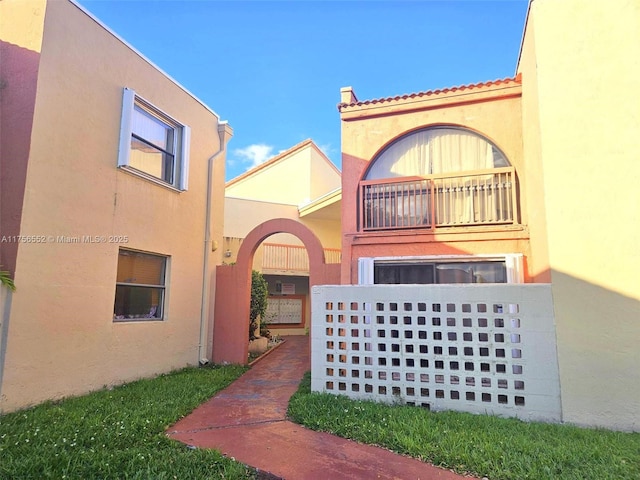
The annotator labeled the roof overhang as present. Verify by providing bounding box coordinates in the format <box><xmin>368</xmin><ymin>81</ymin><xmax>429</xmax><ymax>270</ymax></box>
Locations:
<box><xmin>298</xmin><ymin>188</ymin><xmax>342</xmax><ymax>221</ymax></box>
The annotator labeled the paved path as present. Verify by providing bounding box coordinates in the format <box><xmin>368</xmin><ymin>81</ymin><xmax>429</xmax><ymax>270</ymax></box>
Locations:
<box><xmin>167</xmin><ymin>336</ymin><xmax>471</xmax><ymax>480</ymax></box>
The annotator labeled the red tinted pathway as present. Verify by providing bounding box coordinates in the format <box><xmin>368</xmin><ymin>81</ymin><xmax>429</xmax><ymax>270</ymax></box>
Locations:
<box><xmin>167</xmin><ymin>336</ymin><xmax>472</xmax><ymax>479</ymax></box>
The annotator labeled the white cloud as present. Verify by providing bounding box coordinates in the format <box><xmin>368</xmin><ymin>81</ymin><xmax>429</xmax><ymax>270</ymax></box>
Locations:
<box><xmin>233</xmin><ymin>144</ymin><xmax>275</xmax><ymax>169</ymax></box>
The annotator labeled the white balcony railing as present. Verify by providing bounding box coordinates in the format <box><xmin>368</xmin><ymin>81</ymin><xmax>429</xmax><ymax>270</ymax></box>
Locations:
<box><xmin>262</xmin><ymin>243</ymin><xmax>341</xmax><ymax>272</ymax></box>
<box><xmin>360</xmin><ymin>167</ymin><xmax>517</xmax><ymax>231</ymax></box>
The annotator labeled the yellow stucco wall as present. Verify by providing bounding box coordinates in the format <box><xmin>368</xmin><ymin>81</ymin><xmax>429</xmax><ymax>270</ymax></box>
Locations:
<box><xmin>519</xmin><ymin>0</ymin><xmax>640</xmax><ymax>430</ymax></box>
<box><xmin>0</xmin><ymin>0</ymin><xmax>46</xmax><ymax>51</ymax></box>
<box><xmin>226</xmin><ymin>142</ymin><xmax>340</xmax><ymax>205</ymax></box>
<box><xmin>224</xmin><ymin>197</ymin><xmax>341</xmax><ymax>250</ymax></box>
<box><xmin>226</xmin><ymin>149</ymin><xmax>312</xmax><ymax>204</ymax></box>
<box><xmin>340</xmin><ymin>88</ymin><xmax>524</xmax><ymax>175</ymax></box>
<box><xmin>516</xmin><ymin>11</ymin><xmax>550</xmax><ymax>284</ymax></box>
<box><xmin>309</xmin><ymin>146</ymin><xmax>341</xmax><ymax>200</ymax></box>
<box><xmin>0</xmin><ymin>0</ymin><xmax>228</xmax><ymax>412</ymax></box>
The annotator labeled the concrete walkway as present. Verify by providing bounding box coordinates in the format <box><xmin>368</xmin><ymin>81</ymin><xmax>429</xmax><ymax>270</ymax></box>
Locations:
<box><xmin>167</xmin><ymin>336</ymin><xmax>471</xmax><ymax>480</ymax></box>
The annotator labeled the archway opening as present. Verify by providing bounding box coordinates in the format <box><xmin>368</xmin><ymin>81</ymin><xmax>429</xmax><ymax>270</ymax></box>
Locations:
<box><xmin>212</xmin><ymin>218</ymin><xmax>340</xmax><ymax>364</ymax></box>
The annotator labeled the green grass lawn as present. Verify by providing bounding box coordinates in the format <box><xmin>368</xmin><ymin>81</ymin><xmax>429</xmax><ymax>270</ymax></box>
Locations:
<box><xmin>287</xmin><ymin>372</ymin><xmax>640</xmax><ymax>480</ymax></box>
<box><xmin>0</xmin><ymin>365</ymin><xmax>254</xmax><ymax>480</ymax></box>
<box><xmin>4</xmin><ymin>365</ymin><xmax>638</xmax><ymax>480</ymax></box>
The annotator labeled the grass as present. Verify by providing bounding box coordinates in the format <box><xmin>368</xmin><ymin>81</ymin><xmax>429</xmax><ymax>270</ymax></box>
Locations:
<box><xmin>0</xmin><ymin>365</ymin><xmax>255</xmax><ymax>479</ymax></box>
<box><xmin>4</xmin><ymin>364</ymin><xmax>638</xmax><ymax>480</ymax></box>
<box><xmin>287</xmin><ymin>372</ymin><xmax>640</xmax><ymax>480</ymax></box>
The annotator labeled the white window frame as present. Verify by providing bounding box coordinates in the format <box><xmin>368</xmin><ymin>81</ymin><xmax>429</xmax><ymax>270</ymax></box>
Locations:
<box><xmin>358</xmin><ymin>254</ymin><xmax>524</xmax><ymax>285</ymax></box>
<box><xmin>118</xmin><ymin>88</ymin><xmax>190</xmax><ymax>190</ymax></box>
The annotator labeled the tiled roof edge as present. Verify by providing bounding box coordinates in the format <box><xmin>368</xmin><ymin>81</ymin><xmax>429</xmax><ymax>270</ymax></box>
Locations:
<box><xmin>337</xmin><ymin>74</ymin><xmax>522</xmax><ymax>112</ymax></box>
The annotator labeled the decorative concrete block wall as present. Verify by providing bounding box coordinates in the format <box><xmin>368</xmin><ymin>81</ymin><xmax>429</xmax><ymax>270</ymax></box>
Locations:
<box><xmin>311</xmin><ymin>284</ymin><xmax>561</xmax><ymax>423</ymax></box>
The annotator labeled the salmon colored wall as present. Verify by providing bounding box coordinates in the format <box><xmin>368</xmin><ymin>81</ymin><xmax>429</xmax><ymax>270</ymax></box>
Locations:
<box><xmin>518</xmin><ymin>0</ymin><xmax>640</xmax><ymax>431</ymax></box>
<box><xmin>0</xmin><ymin>0</ymin><xmax>46</xmax><ymax>276</ymax></box>
<box><xmin>0</xmin><ymin>0</ymin><xmax>228</xmax><ymax>412</ymax></box>
<box><xmin>213</xmin><ymin>219</ymin><xmax>340</xmax><ymax>364</ymax></box>
<box><xmin>339</xmin><ymin>84</ymin><xmax>529</xmax><ymax>284</ymax></box>
<box><xmin>345</xmin><ymin>232</ymin><xmax>531</xmax><ymax>284</ymax></box>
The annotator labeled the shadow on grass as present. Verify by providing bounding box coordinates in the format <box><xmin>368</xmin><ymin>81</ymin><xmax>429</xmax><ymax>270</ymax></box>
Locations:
<box><xmin>287</xmin><ymin>371</ymin><xmax>640</xmax><ymax>480</ymax></box>
<box><xmin>0</xmin><ymin>365</ymin><xmax>256</xmax><ymax>479</ymax></box>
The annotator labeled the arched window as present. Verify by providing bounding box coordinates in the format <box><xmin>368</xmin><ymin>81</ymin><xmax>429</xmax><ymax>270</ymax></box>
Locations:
<box><xmin>365</xmin><ymin>127</ymin><xmax>509</xmax><ymax>179</ymax></box>
<box><xmin>360</xmin><ymin>127</ymin><xmax>516</xmax><ymax>230</ymax></box>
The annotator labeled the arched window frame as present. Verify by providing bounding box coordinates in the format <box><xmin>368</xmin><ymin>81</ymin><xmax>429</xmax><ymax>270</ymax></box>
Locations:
<box><xmin>359</xmin><ymin>126</ymin><xmax>518</xmax><ymax>231</ymax></box>
<box><xmin>363</xmin><ymin>126</ymin><xmax>510</xmax><ymax>180</ymax></box>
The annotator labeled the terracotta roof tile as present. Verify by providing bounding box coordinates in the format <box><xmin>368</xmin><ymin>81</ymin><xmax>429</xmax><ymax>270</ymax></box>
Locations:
<box><xmin>338</xmin><ymin>74</ymin><xmax>522</xmax><ymax>111</ymax></box>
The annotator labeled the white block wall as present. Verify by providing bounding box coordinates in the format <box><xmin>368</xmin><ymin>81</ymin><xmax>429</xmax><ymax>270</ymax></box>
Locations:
<box><xmin>311</xmin><ymin>284</ymin><xmax>562</xmax><ymax>423</ymax></box>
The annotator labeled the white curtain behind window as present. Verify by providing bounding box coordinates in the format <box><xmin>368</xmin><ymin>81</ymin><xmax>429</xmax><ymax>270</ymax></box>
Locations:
<box><xmin>429</xmin><ymin>129</ymin><xmax>493</xmax><ymax>174</ymax></box>
<box><xmin>365</xmin><ymin>128</ymin><xmax>497</xmax><ymax>179</ymax></box>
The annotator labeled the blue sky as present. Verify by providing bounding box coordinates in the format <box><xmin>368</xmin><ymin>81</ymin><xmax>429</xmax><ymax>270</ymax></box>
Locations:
<box><xmin>78</xmin><ymin>0</ymin><xmax>529</xmax><ymax>181</ymax></box>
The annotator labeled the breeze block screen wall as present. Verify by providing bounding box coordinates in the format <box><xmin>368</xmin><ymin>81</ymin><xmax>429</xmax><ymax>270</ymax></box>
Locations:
<box><xmin>311</xmin><ymin>284</ymin><xmax>561</xmax><ymax>423</ymax></box>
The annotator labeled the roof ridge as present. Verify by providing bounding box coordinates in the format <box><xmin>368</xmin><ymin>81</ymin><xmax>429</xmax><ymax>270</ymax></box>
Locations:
<box><xmin>338</xmin><ymin>74</ymin><xmax>522</xmax><ymax>111</ymax></box>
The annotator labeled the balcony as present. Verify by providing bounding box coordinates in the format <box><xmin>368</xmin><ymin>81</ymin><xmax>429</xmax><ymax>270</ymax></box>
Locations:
<box><xmin>261</xmin><ymin>243</ymin><xmax>341</xmax><ymax>273</ymax></box>
<box><xmin>360</xmin><ymin>167</ymin><xmax>517</xmax><ymax>231</ymax></box>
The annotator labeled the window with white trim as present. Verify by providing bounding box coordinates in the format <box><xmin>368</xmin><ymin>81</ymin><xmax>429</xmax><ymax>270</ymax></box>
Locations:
<box><xmin>358</xmin><ymin>254</ymin><xmax>524</xmax><ymax>285</ymax></box>
<box><xmin>118</xmin><ymin>88</ymin><xmax>190</xmax><ymax>190</ymax></box>
<box><xmin>114</xmin><ymin>249</ymin><xmax>167</xmax><ymax>321</ymax></box>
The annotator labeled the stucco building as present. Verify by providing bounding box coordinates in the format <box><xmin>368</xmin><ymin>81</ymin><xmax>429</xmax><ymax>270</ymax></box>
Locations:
<box><xmin>516</xmin><ymin>0</ymin><xmax>639</xmax><ymax>431</ymax></box>
<box><xmin>0</xmin><ymin>0</ymin><xmax>232</xmax><ymax>412</ymax></box>
<box><xmin>224</xmin><ymin>139</ymin><xmax>341</xmax><ymax>336</ymax></box>
<box><xmin>2</xmin><ymin>0</ymin><xmax>638</xmax><ymax>433</ymax></box>
<box><xmin>339</xmin><ymin>77</ymin><xmax>527</xmax><ymax>286</ymax></box>
<box><xmin>332</xmin><ymin>0</ymin><xmax>639</xmax><ymax>431</ymax></box>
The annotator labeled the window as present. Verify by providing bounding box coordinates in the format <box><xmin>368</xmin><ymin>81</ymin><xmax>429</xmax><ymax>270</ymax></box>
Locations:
<box><xmin>118</xmin><ymin>88</ymin><xmax>190</xmax><ymax>190</ymax></box>
<box><xmin>114</xmin><ymin>249</ymin><xmax>167</xmax><ymax>321</ymax></box>
<box><xmin>360</xmin><ymin>127</ymin><xmax>516</xmax><ymax>230</ymax></box>
<box><xmin>374</xmin><ymin>261</ymin><xmax>506</xmax><ymax>284</ymax></box>
<box><xmin>358</xmin><ymin>255</ymin><xmax>523</xmax><ymax>285</ymax></box>
<box><xmin>365</xmin><ymin>127</ymin><xmax>509</xmax><ymax>180</ymax></box>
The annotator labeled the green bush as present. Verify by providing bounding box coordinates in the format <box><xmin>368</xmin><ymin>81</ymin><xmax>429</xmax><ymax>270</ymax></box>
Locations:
<box><xmin>249</xmin><ymin>270</ymin><xmax>268</xmax><ymax>341</ymax></box>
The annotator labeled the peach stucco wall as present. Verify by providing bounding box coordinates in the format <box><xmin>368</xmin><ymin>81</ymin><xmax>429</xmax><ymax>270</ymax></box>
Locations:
<box><xmin>339</xmin><ymin>83</ymin><xmax>529</xmax><ymax>284</ymax></box>
<box><xmin>0</xmin><ymin>0</ymin><xmax>228</xmax><ymax>412</ymax></box>
<box><xmin>518</xmin><ymin>0</ymin><xmax>640</xmax><ymax>431</ymax></box>
<box><xmin>516</xmin><ymin>8</ymin><xmax>551</xmax><ymax>284</ymax></box>
<box><xmin>225</xmin><ymin>197</ymin><xmax>341</xmax><ymax>251</ymax></box>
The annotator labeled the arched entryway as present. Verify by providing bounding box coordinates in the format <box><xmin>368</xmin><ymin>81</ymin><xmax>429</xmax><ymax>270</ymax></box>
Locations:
<box><xmin>212</xmin><ymin>218</ymin><xmax>340</xmax><ymax>364</ymax></box>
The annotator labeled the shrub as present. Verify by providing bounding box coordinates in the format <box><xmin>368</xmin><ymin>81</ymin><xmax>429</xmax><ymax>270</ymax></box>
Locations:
<box><xmin>249</xmin><ymin>270</ymin><xmax>268</xmax><ymax>341</ymax></box>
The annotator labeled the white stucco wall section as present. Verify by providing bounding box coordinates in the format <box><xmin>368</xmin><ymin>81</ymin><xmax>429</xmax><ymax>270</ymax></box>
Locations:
<box><xmin>311</xmin><ymin>284</ymin><xmax>562</xmax><ymax>424</ymax></box>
